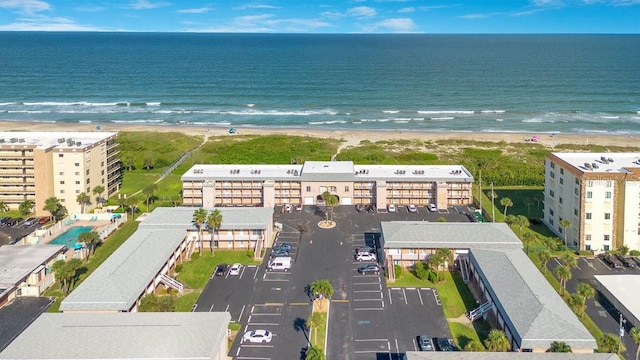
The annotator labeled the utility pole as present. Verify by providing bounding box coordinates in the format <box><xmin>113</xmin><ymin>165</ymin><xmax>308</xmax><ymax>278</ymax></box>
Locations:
<box><xmin>478</xmin><ymin>170</ymin><xmax>482</xmax><ymax>212</ymax></box>
<box><xmin>491</xmin><ymin>182</ymin><xmax>495</xmax><ymax>222</ymax></box>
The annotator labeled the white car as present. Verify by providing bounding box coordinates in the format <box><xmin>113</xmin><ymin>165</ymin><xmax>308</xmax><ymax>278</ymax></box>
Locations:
<box><xmin>355</xmin><ymin>253</ymin><xmax>377</xmax><ymax>262</ymax></box>
<box><xmin>229</xmin><ymin>263</ymin><xmax>242</xmax><ymax>276</ymax></box>
<box><xmin>242</xmin><ymin>329</ymin><xmax>272</xmax><ymax>343</ymax></box>
<box><xmin>407</xmin><ymin>204</ymin><xmax>417</xmax><ymax>213</ymax></box>
<box><xmin>428</xmin><ymin>203</ymin><xmax>437</xmax><ymax>212</ymax></box>
<box><xmin>388</xmin><ymin>204</ymin><xmax>396</xmax><ymax>213</ymax></box>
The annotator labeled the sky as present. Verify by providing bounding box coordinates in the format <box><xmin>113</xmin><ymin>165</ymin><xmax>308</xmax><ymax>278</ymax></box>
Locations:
<box><xmin>0</xmin><ymin>0</ymin><xmax>638</xmax><ymax>33</ymax></box>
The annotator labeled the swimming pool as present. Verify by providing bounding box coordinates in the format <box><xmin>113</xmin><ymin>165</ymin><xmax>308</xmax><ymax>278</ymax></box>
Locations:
<box><xmin>50</xmin><ymin>226</ymin><xmax>93</xmax><ymax>248</ymax></box>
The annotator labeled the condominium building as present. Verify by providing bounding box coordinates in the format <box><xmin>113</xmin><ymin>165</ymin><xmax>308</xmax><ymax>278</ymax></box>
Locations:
<box><xmin>543</xmin><ymin>152</ymin><xmax>640</xmax><ymax>252</ymax></box>
<box><xmin>182</xmin><ymin>161</ymin><xmax>473</xmax><ymax>210</ymax></box>
<box><xmin>0</xmin><ymin>132</ymin><xmax>120</xmax><ymax>216</ymax></box>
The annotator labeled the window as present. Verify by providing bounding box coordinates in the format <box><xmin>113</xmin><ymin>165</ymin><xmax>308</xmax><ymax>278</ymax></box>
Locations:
<box><xmin>549</xmin><ymin>209</ymin><xmax>554</xmax><ymax>216</ymax></box>
<box><xmin>306</xmin><ymin>186</ymin><xmax>311</xmax><ymax>192</ymax></box>
<box><xmin>587</xmin><ymin>180</ymin><xmax>594</xmax><ymax>187</ymax></box>
<box><xmin>558</xmin><ymin>226</ymin><xmax>563</xmax><ymax>233</ymax></box>
<box><xmin>586</xmin><ymin>234</ymin><xmax>591</xmax><ymax>241</ymax></box>
<box><xmin>345</xmin><ymin>186</ymin><xmax>349</xmax><ymax>192</ymax></box>
<box><xmin>550</xmin><ymin>162</ymin><xmax>556</xmax><ymax>169</ymax></box>
<box><xmin>550</xmin><ymin>190</ymin><xmax>555</xmax><ymax>197</ymax></box>
<box><xmin>574</xmin><ymin>188</ymin><xmax>579</xmax><ymax>195</ymax></box>
<box><xmin>559</xmin><ymin>178</ymin><xmax>564</xmax><ymax>185</ymax></box>
<box><xmin>60</xmin><ymin>199</ymin><xmax>65</xmax><ymax>202</ymax></box>
<box><xmin>59</xmin><ymin>172</ymin><xmax>64</xmax><ymax>175</ymax></box>
<box><xmin>60</xmin><ymin>190</ymin><xmax>65</xmax><ymax>194</ymax></box>
<box><xmin>87</xmin><ymin>187</ymin><xmax>90</xmax><ymax>193</ymax></box>
<box><xmin>74</xmin><ymin>162</ymin><xmax>80</xmax><ymax>167</ymax></box>
<box><xmin>550</xmin><ymin>171</ymin><xmax>555</xmax><ymax>179</ymax></box>
<box><xmin>75</xmin><ymin>181</ymin><xmax>80</xmax><ymax>185</ymax></box>
<box><xmin>604</xmin><ymin>235</ymin><xmax>610</xmax><ymax>241</ymax></box>
<box><xmin>329</xmin><ymin>186</ymin><xmax>337</xmax><ymax>192</ymax></box>
<box><xmin>86</xmin><ymin>179</ymin><xmax>90</xmax><ymax>184</ymax></box>
<box><xmin>604</xmin><ymin>213</ymin><xmax>611</xmax><ymax>220</ymax></box>
<box><xmin>575</xmin><ymin>178</ymin><xmax>579</xmax><ymax>185</ymax></box>
<box><xmin>75</xmin><ymin>190</ymin><xmax>80</xmax><ymax>194</ymax></box>
<box><xmin>606</xmin><ymin>180</ymin><xmax>612</xmax><ymax>187</ymax></box>
<box><xmin>559</xmin><ymin>197</ymin><xmax>563</xmax><ymax>204</ymax></box>
<box><xmin>604</xmin><ymin>245</ymin><xmax>610</xmax><ymax>251</ymax></box>
<box><xmin>58</xmin><ymin>154</ymin><xmax>63</xmax><ymax>158</ymax></box>
<box><xmin>75</xmin><ymin>172</ymin><xmax>80</xmax><ymax>176</ymax></box>
<box><xmin>86</xmin><ymin>170</ymin><xmax>90</xmax><ymax>175</ymax></box>
<box><xmin>560</xmin><ymin>168</ymin><xmax>564</xmax><ymax>175</ymax></box>
<box><xmin>605</xmin><ymin>191</ymin><xmax>612</xmax><ymax>199</ymax></box>
<box><xmin>59</xmin><ymin>181</ymin><xmax>65</xmax><ymax>185</ymax></box>
<box><xmin>586</xmin><ymin>213</ymin><xmax>592</xmax><ymax>220</ymax></box>
<box><xmin>574</xmin><ymin>209</ymin><xmax>578</xmax><ymax>216</ymax></box>
<box><xmin>586</xmin><ymin>191</ymin><xmax>592</xmax><ymax>199</ymax></box>
<box><xmin>549</xmin><ymin>219</ymin><xmax>554</xmax><ymax>225</ymax></box>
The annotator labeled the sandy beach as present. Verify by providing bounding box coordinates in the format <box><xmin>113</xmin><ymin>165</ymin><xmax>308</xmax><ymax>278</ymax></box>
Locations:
<box><xmin>0</xmin><ymin>121</ymin><xmax>637</xmax><ymax>149</ymax></box>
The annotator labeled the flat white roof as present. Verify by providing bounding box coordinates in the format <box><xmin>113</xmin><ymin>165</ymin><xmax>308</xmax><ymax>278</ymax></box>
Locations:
<box><xmin>0</xmin><ymin>312</ymin><xmax>231</xmax><ymax>359</ymax></box>
<box><xmin>182</xmin><ymin>161</ymin><xmax>473</xmax><ymax>183</ymax></box>
<box><xmin>0</xmin><ymin>245</ymin><xmax>65</xmax><ymax>287</ymax></box>
<box><xmin>594</xmin><ymin>274</ymin><xmax>640</xmax><ymax>324</ymax></box>
<box><xmin>551</xmin><ymin>152</ymin><xmax>640</xmax><ymax>173</ymax></box>
<box><xmin>0</xmin><ymin>131</ymin><xmax>116</xmax><ymax>149</ymax></box>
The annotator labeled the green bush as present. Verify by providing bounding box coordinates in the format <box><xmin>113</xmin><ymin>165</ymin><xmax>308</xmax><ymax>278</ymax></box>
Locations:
<box><xmin>630</xmin><ymin>250</ymin><xmax>640</xmax><ymax>256</ymax></box>
<box><xmin>414</xmin><ymin>261</ymin><xmax>429</xmax><ymax>280</ymax></box>
<box><xmin>174</xmin><ymin>264</ymin><xmax>183</xmax><ymax>273</ymax></box>
<box><xmin>428</xmin><ymin>271</ymin><xmax>438</xmax><ymax>283</ymax></box>
<box><xmin>394</xmin><ymin>264</ymin><xmax>403</xmax><ymax>277</ymax></box>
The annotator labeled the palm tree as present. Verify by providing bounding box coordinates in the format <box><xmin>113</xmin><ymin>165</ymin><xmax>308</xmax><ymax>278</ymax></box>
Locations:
<box><xmin>307</xmin><ymin>312</ymin><xmax>324</xmax><ymax>345</ymax></box>
<box><xmin>484</xmin><ymin>329</ymin><xmax>510</xmax><ymax>352</ymax></box>
<box><xmin>538</xmin><ymin>249</ymin><xmax>552</xmax><ymax>274</ymax></box>
<box><xmin>18</xmin><ymin>199</ymin><xmax>35</xmax><ymax>216</ymax></box>
<box><xmin>630</xmin><ymin>327</ymin><xmax>640</xmax><ymax>360</ymax></box>
<box><xmin>92</xmin><ymin>185</ymin><xmax>105</xmax><ymax>209</ymax></box>
<box><xmin>321</xmin><ymin>191</ymin><xmax>337</xmax><ymax>223</ymax></box>
<box><xmin>559</xmin><ymin>219</ymin><xmax>572</xmax><ymax>248</ymax></box>
<box><xmin>142</xmin><ymin>183</ymin><xmax>158</xmax><ymax>211</ymax></box>
<box><xmin>577</xmin><ymin>282</ymin><xmax>595</xmax><ymax>301</ymax></box>
<box><xmin>522</xmin><ymin>232</ymin><xmax>536</xmax><ymax>255</ymax></box>
<box><xmin>310</xmin><ymin>279</ymin><xmax>334</xmax><ymax>300</ymax></box>
<box><xmin>513</xmin><ymin>215</ymin><xmax>529</xmax><ymax>237</ymax></box>
<box><xmin>77</xmin><ymin>231</ymin><xmax>101</xmax><ymax>259</ymax></box>
<box><xmin>548</xmin><ymin>341</ymin><xmax>572</xmax><ymax>353</ymax></box>
<box><xmin>305</xmin><ymin>345</ymin><xmax>326</xmax><ymax>360</ymax></box>
<box><xmin>122</xmin><ymin>154</ymin><xmax>135</xmax><ymax>171</ymax></box>
<box><xmin>76</xmin><ymin>192</ymin><xmax>90</xmax><ymax>213</ymax></box>
<box><xmin>124</xmin><ymin>196</ymin><xmax>138</xmax><ymax>217</ymax></box>
<box><xmin>523</xmin><ymin>197</ymin><xmax>534</xmax><ymax>217</ymax></box>
<box><xmin>500</xmin><ymin>197</ymin><xmax>513</xmax><ymax>218</ymax></box>
<box><xmin>561</xmin><ymin>251</ymin><xmax>577</xmax><ymax>269</ymax></box>
<box><xmin>567</xmin><ymin>293</ymin><xmax>586</xmax><ymax>318</ymax></box>
<box><xmin>325</xmin><ymin>194</ymin><xmax>338</xmax><ymax>222</ymax></box>
<box><xmin>555</xmin><ymin>265</ymin><xmax>572</xmax><ymax>296</ymax></box>
<box><xmin>489</xmin><ymin>190</ymin><xmax>498</xmax><ymax>222</ymax></box>
<box><xmin>192</xmin><ymin>208</ymin><xmax>208</xmax><ymax>255</ymax></box>
<box><xmin>0</xmin><ymin>201</ymin><xmax>8</xmax><ymax>213</ymax></box>
<box><xmin>43</xmin><ymin>197</ymin><xmax>66</xmax><ymax>221</ymax></box>
<box><xmin>206</xmin><ymin>209</ymin><xmax>222</xmax><ymax>254</ymax></box>
<box><xmin>52</xmin><ymin>260</ymin><xmax>72</xmax><ymax>294</ymax></box>
<box><xmin>599</xmin><ymin>333</ymin><xmax>625</xmax><ymax>354</ymax></box>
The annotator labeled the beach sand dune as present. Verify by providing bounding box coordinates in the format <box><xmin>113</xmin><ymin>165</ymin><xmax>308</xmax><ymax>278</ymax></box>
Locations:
<box><xmin>0</xmin><ymin>121</ymin><xmax>637</xmax><ymax>148</ymax></box>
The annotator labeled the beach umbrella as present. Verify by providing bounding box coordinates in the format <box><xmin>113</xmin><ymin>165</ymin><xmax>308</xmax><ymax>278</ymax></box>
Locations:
<box><xmin>228</xmin><ymin>128</ymin><xmax>236</xmax><ymax>134</ymax></box>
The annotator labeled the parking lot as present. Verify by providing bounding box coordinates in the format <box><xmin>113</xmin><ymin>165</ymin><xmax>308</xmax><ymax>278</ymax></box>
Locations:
<box><xmin>548</xmin><ymin>255</ymin><xmax>640</xmax><ymax>359</ymax></box>
<box><xmin>193</xmin><ymin>204</ymin><xmax>468</xmax><ymax>359</ymax></box>
<box><xmin>0</xmin><ymin>217</ymin><xmax>48</xmax><ymax>246</ymax></box>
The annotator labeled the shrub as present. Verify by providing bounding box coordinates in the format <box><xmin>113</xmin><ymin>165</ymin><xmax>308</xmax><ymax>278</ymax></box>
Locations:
<box><xmin>174</xmin><ymin>264</ymin><xmax>183</xmax><ymax>273</ymax></box>
<box><xmin>630</xmin><ymin>250</ymin><xmax>640</xmax><ymax>256</ymax></box>
<box><xmin>414</xmin><ymin>261</ymin><xmax>429</xmax><ymax>280</ymax></box>
<box><xmin>247</xmin><ymin>249</ymin><xmax>255</xmax><ymax>259</ymax></box>
<box><xmin>428</xmin><ymin>271</ymin><xmax>438</xmax><ymax>283</ymax></box>
<box><xmin>394</xmin><ymin>264</ymin><xmax>403</xmax><ymax>277</ymax></box>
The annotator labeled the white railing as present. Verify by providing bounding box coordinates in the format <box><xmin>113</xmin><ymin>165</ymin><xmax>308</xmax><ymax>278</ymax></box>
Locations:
<box><xmin>467</xmin><ymin>300</ymin><xmax>492</xmax><ymax>322</ymax></box>
<box><xmin>160</xmin><ymin>274</ymin><xmax>184</xmax><ymax>292</ymax></box>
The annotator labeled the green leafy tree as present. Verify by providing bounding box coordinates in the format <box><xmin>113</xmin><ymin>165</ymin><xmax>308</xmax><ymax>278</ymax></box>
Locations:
<box><xmin>0</xmin><ymin>201</ymin><xmax>8</xmax><ymax>212</ymax></box>
<box><xmin>513</xmin><ymin>215</ymin><xmax>529</xmax><ymax>237</ymax></box>
<box><xmin>310</xmin><ymin>279</ymin><xmax>334</xmax><ymax>300</ymax></box>
<box><xmin>414</xmin><ymin>261</ymin><xmax>429</xmax><ymax>280</ymax></box>
<box><xmin>52</xmin><ymin>260</ymin><xmax>73</xmax><ymax>294</ymax></box>
<box><xmin>567</xmin><ymin>293</ymin><xmax>586</xmax><ymax>318</ymax></box>
<box><xmin>92</xmin><ymin>185</ymin><xmax>105</xmax><ymax>208</ymax></box>
<box><xmin>76</xmin><ymin>192</ymin><xmax>90</xmax><ymax>214</ymax></box>
<box><xmin>522</xmin><ymin>232</ymin><xmax>536</xmax><ymax>255</ymax></box>
<box><xmin>206</xmin><ymin>209</ymin><xmax>222</xmax><ymax>255</ymax></box>
<box><xmin>307</xmin><ymin>312</ymin><xmax>324</xmax><ymax>345</ymax></box>
<box><xmin>192</xmin><ymin>208</ymin><xmax>208</xmax><ymax>255</ymax></box>
<box><xmin>43</xmin><ymin>197</ymin><xmax>67</xmax><ymax>221</ymax></box>
<box><xmin>78</xmin><ymin>231</ymin><xmax>101</xmax><ymax>259</ymax></box>
<box><xmin>548</xmin><ymin>341</ymin><xmax>572</xmax><ymax>353</ymax></box>
<box><xmin>484</xmin><ymin>329</ymin><xmax>510</xmax><ymax>352</ymax></box>
<box><xmin>143</xmin><ymin>154</ymin><xmax>154</xmax><ymax>170</ymax></box>
<box><xmin>561</xmin><ymin>251</ymin><xmax>577</xmax><ymax>269</ymax></box>
<box><xmin>618</xmin><ymin>245</ymin><xmax>630</xmax><ymax>256</ymax></box>
<box><xmin>555</xmin><ymin>265</ymin><xmax>572</xmax><ymax>296</ymax></box>
<box><xmin>18</xmin><ymin>199</ymin><xmax>35</xmax><ymax>216</ymax></box>
<box><xmin>124</xmin><ymin>196</ymin><xmax>139</xmax><ymax>217</ymax></box>
<box><xmin>599</xmin><ymin>333</ymin><xmax>625</xmax><ymax>354</ymax></box>
<box><xmin>305</xmin><ymin>345</ymin><xmax>326</xmax><ymax>360</ymax></box>
<box><xmin>538</xmin><ymin>249</ymin><xmax>551</xmax><ymax>274</ymax></box>
<box><xmin>122</xmin><ymin>154</ymin><xmax>135</xmax><ymax>171</ymax></box>
<box><xmin>577</xmin><ymin>282</ymin><xmax>595</xmax><ymax>301</ymax></box>
<box><xmin>138</xmin><ymin>294</ymin><xmax>176</xmax><ymax>312</ymax></box>
<box><xmin>431</xmin><ymin>248</ymin><xmax>452</xmax><ymax>283</ymax></box>
<box><xmin>66</xmin><ymin>258</ymin><xmax>83</xmax><ymax>292</ymax></box>
<box><xmin>142</xmin><ymin>183</ymin><xmax>158</xmax><ymax>211</ymax></box>
<box><xmin>500</xmin><ymin>197</ymin><xmax>513</xmax><ymax>218</ymax></box>
<box><xmin>560</xmin><ymin>219</ymin><xmax>572</xmax><ymax>248</ymax></box>
<box><xmin>630</xmin><ymin>327</ymin><xmax>640</xmax><ymax>360</ymax></box>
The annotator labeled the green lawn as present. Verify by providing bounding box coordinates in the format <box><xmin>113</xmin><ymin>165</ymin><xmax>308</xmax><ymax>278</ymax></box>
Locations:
<box><xmin>175</xmin><ymin>292</ymin><xmax>200</xmax><ymax>312</ymax></box>
<box><xmin>176</xmin><ymin>250</ymin><xmax>261</xmax><ymax>289</ymax></box>
<box><xmin>310</xmin><ymin>311</ymin><xmax>327</xmax><ymax>353</ymax></box>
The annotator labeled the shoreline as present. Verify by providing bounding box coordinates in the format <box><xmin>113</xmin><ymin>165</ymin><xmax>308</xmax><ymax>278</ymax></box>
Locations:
<box><xmin>0</xmin><ymin>121</ymin><xmax>638</xmax><ymax>148</ymax></box>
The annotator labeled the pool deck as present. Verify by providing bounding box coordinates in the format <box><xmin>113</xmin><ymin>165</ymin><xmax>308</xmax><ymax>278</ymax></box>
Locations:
<box><xmin>26</xmin><ymin>213</ymin><xmax>127</xmax><ymax>246</ymax></box>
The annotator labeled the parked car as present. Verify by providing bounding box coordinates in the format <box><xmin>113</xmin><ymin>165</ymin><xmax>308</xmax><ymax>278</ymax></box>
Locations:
<box><xmin>417</xmin><ymin>335</ymin><xmax>434</xmax><ymax>351</ymax></box>
<box><xmin>273</xmin><ymin>243</ymin><xmax>292</xmax><ymax>252</ymax></box>
<box><xmin>229</xmin><ymin>263</ymin><xmax>242</xmax><ymax>276</ymax></box>
<box><xmin>355</xmin><ymin>204</ymin><xmax>365</xmax><ymax>213</ymax></box>
<box><xmin>358</xmin><ymin>264</ymin><xmax>380</xmax><ymax>275</ymax></box>
<box><xmin>388</xmin><ymin>204</ymin><xmax>396</xmax><ymax>213</ymax></box>
<box><xmin>428</xmin><ymin>203</ymin><xmax>437</xmax><ymax>212</ymax></box>
<box><xmin>283</xmin><ymin>203</ymin><xmax>292</xmax><ymax>213</ymax></box>
<box><xmin>599</xmin><ymin>254</ymin><xmax>622</xmax><ymax>269</ymax></box>
<box><xmin>214</xmin><ymin>264</ymin><xmax>228</xmax><ymax>276</ymax></box>
<box><xmin>366</xmin><ymin>204</ymin><xmax>376</xmax><ymax>213</ymax></box>
<box><xmin>242</xmin><ymin>329</ymin><xmax>272</xmax><ymax>343</ymax></box>
<box><xmin>355</xmin><ymin>253</ymin><xmax>377</xmax><ymax>262</ymax></box>
<box><xmin>38</xmin><ymin>217</ymin><xmax>50</xmax><ymax>225</ymax></box>
<box><xmin>356</xmin><ymin>246</ymin><xmax>375</xmax><ymax>255</ymax></box>
<box><xmin>271</xmin><ymin>248</ymin><xmax>290</xmax><ymax>258</ymax></box>
<box><xmin>616</xmin><ymin>255</ymin><xmax>636</xmax><ymax>268</ymax></box>
<box><xmin>407</xmin><ymin>204</ymin><xmax>417</xmax><ymax>213</ymax></box>
<box><xmin>632</xmin><ymin>256</ymin><xmax>640</xmax><ymax>267</ymax></box>
<box><xmin>435</xmin><ymin>338</ymin><xmax>457</xmax><ymax>351</ymax></box>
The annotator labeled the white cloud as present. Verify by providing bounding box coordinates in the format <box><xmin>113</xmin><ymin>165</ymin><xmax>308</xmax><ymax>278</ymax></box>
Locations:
<box><xmin>458</xmin><ymin>13</ymin><xmax>493</xmax><ymax>19</ymax></box>
<box><xmin>398</xmin><ymin>7</ymin><xmax>415</xmax><ymax>13</ymax></box>
<box><xmin>363</xmin><ymin>17</ymin><xmax>416</xmax><ymax>32</ymax></box>
<box><xmin>0</xmin><ymin>14</ymin><xmax>110</xmax><ymax>31</ymax></box>
<box><xmin>184</xmin><ymin>13</ymin><xmax>331</xmax><ymax>33</ymax></box>
<box><xmin>177</xmin><ymin>7</ymin><xmax>212</xmax><ymax>14</ymax></box>
<box><xmin>320</xmin><ymin>11</ymin><xmax>344</xmax><ymax>19</ymax></box>
<box><xmin>347</xmin><ymin>6</ymin><xmax>377</xmax><ymax>18</ymax></box>
<box><xmin>74</xmin><ymin>5</ymin><xmax>105</xmax><ymax>12</ymax></box>
<box><xmin>0</xmin><ymin>0</ymin><xmax>51</xmax><ymax>14</ymax></box>
<box><xmin>126</xmin><ymin>0</ymin><xmax>171</xmax><ymax>10</ymax></box>
<box><xmin>233</xmin><ymin>4</ymin><xmax>279</xmax><ymax>10</ymax></box>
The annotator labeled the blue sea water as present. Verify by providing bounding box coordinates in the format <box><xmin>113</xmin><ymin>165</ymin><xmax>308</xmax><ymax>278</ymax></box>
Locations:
<box><xmin>1</xmin><ymin>32</ymin><xmax>639</xmax><ymax>134</ymax></box>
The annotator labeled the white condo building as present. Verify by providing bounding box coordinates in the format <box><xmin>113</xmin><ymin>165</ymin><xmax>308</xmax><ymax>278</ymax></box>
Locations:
<box><xmin>544</xmin><ymin>152</ymin><xmax>640</xmax><ymax>252</ymax></box>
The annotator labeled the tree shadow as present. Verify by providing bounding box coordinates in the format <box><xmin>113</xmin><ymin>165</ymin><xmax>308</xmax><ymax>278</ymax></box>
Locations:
<box><xmin>456</xmin><ymin>334</ymin><xmax>473</xmax><ymax>350</ymax></box>
<box><xmin>293</xmin><ymin>317</ymin><xmax>309</xmax><ymax>343</ymax></box>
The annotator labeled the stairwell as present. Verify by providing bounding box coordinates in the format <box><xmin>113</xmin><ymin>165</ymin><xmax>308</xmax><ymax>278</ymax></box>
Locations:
<box><xmin>160</xmin><ymin>274</ymin><xmax>184</xmax><ymax>293</ymax></box>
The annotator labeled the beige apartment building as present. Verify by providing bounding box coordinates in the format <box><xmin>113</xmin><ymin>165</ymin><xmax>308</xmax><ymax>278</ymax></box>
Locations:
<box><xmin>0</xmin><ymin>132</ymin><xmax>120</xmax><ymax>216</ymax></box>
<box><xmin>182</xmin><ymin>161</ymin><xmax>473</xmax><ymax>210</ymax></box>
<box><xmin>544</xmin><ymin>152</ymin><xmax>640</xmax><ymax>252</ymax></box>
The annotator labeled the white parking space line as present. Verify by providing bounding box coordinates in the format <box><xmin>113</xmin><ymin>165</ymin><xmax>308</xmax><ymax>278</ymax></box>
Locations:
<box><xmin>583</xmin><ymin>258</ymin><xmax>596</xmax><ymax>270</ymax></box>
<box><xmin>417</xmin><ymin>289</ymin><xmax>424</xmax><ymax>305</ymax></box>
<box><xmin>353</xmin><ymin>298</ymin><xmax>383</xmax><ymax>302</ymax></box>
<box><xmin>353</xmin><ymin>290</ymin><xmax>382</xmax><ymax>293</ymax></box>
<box><xmin>402</xmin><ymin>289</ymin><xmax>408</xmax><ymax>304</ymax></box>
<box><xmin>354</xmin><ymin>307</ymin><xmax>384</xmax><ymax>311</ymax></box>
<box><xmin>209</xmin><ymin>304</ymin><xmax>214</xmax><ymax>312</ymax></box>
<box><xmin>238</xmin><ymin>305</ymin><xmax>246</xmax><ymax>321</ymax></box>
<box><xmin>388</xmin><ymin>288</ymin><xmax>392</xmax><ymax>305</ymax></box>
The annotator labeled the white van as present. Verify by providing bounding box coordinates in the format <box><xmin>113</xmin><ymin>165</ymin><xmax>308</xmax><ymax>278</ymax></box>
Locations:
<box><xmin>268</xmin><ymin>256</ymin><xmax>292</xmax><ymax>272</ymax></box>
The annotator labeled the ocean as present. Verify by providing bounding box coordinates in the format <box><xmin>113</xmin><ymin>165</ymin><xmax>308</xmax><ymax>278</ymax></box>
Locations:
<box><xmin>1</xmin><ymin>32</ymin><xmax>639</xmax><ymax>135</ymax></box>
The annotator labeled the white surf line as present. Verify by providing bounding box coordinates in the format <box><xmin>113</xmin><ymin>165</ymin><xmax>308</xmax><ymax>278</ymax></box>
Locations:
<box><xmin>417</xmin><ymin>289</ymin><xmax>424</xmax><ymax>305</ymax></box>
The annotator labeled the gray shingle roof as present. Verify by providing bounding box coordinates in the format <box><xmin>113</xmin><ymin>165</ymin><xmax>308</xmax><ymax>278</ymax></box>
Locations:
<box><xmin>0</xmin><ymin>245</ymin><xmax>65</xmax><ymax>287</ymax></box>
<box><xmin>141</xmin><ymin>206</ymin><xmax>273</xmax><ymax>230</ymax></box>
<box><xmin>470</xmin><ymin>248</ymin><xmax>597</xmax><ymax>350</ymax></box>
<box><xmin>0</xmin><ymin>312</ymin><xmax>231</xmax><ymax>359</ymax></box>
<box><xmin>381</xmin><ymin>222</ymin><xmax>523</xmax><ymax>250</ymax></box>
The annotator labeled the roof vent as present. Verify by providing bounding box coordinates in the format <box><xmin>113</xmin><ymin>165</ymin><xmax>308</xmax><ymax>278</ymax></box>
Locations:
<box><xmin>9</xmin><ymin>138</ymin><xmax>17</xmax><ymax>143</ymax></box>
<box><xmin>18</xmin><ymin>138</ymin><xmax>25</xmax><ymax>143</ymax></box>
<box><xmin>608</xmin><ymin>157</ymin><xmax>614</xmax><ymax>163</ymax></box>
<box><xmin>0</xmin><ymin>139</ymin><xmax>5</xmax><ymax>143</ymax></box>
<box><xmin>592</xmin><ymin>163</ymin><xmax>599</xmax><ymax>169</ymax></box>
<box><xmin>76</xmin><ymin>141</ymin><xmax>81</xmax><ymax>146</ymax></box>
<box><xmin>584</xmin><ymin>162</ymin><xmax>592</xmax><ymax>170</ymax></box>
<box><xmin>58</xmin><ymin>138</ymin><xmax>65</xmax><ymax>143</ymax></box>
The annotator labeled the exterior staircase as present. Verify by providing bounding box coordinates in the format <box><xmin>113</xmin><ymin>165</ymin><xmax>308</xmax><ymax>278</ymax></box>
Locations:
<box><xmin>467</xmin><ymin>300</ymin><xmax>492</xmax><ymax>321</ymax></box>
<box><xmin>459</xmin><ymin>255</ymin><xmax>470</xmax><ymax>282</ymax></box>
<box><xmin>160</xmin><ymin>274</ymin><xmax>184</xmax><ymax>292</ymax></box>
